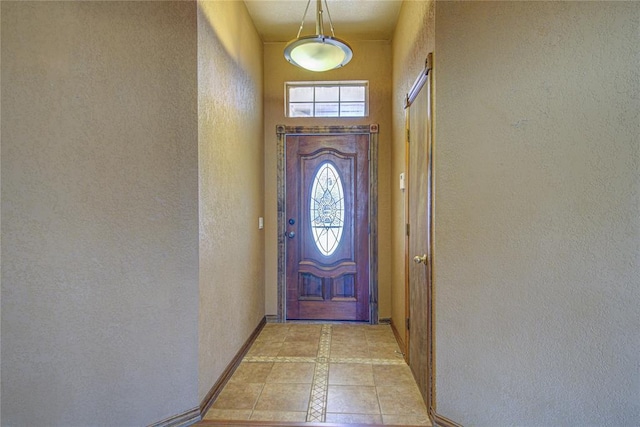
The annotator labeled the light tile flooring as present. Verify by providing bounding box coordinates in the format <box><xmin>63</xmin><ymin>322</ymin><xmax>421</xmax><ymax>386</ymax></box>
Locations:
<box><xmin>201</xmin><ymin>323</ymin><xmax>431</xmax><ymax>426</ymax></box>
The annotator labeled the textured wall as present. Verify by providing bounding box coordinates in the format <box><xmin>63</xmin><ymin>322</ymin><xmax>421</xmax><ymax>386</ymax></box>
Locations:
<box><xmin>390</xmin><ymin>0</ymin><xmax>435</xmax><ymax>348</ymax></box>
<box><xmin>197</xmin><ymin>1</ymin><xmax>265</xmax><ymax>401</ymax></box>
<box><xmin>263</xmin><ymin>40</ymin><xmax>393</xmax><ymax>319</ymax></box>
<box><xmin>434</xmin><ymin>2</ymin><xmax>640</xmax><ymax>424</ymax></box>
<box><xmin>1</xmin><ymin>2</ymin><xmax>199</xmax><ymax>425</ymax></box>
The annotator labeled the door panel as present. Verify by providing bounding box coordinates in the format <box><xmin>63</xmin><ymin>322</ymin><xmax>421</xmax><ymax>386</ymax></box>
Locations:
<box><xmin>407</xmin><ymin>58</ymin><xmax>433</xmax><ymax>408</ymax></box>
<box><xmin>286</xmin><ymin>134</ymin><xmax>370</xmax><ymax>321</ymax></box>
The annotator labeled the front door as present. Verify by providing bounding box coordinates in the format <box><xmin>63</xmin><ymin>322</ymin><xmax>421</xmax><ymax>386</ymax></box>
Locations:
<box><xmin>285</xmin><ymin>133</ymin><xmax>370</xmax><ymax>321</ymax></box>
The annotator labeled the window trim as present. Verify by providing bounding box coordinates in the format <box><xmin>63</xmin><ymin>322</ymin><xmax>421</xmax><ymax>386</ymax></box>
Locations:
<box><xmin>285</xmin><ymin>81</ymin><xmax>369</xmax><ymax>118</ymax></box>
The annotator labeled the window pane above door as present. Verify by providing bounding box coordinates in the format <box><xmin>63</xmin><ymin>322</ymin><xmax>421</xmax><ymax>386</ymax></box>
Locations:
<box><xmin>315</xmin><ymin>103</ymin><xmax>339</xmax><ymax>117</ymax></box>
<box><xmin>289</xmin><ymin>86</ymin><xmax>314</xmax><ymax>102</ymax></box>
<box><xmin>340</xmin><ymin>86</ymin><xmax>365</xmax><ymax>102</ymax></box>
<box><xmin>315</xmin><ymin>86</ymin><xmax>339</xmax><ymax>102</ymax></box>
<box><xmin>285</xmin><ymin>81</ymin><xmax>368</xmax><ymax>118</ymax></box>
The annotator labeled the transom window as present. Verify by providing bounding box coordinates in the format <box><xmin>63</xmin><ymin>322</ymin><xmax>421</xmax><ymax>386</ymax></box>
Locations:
<box><xmin>286</xmin><ymin>81</ymin><xmax>368</xmax><ymax>118</ymax></box>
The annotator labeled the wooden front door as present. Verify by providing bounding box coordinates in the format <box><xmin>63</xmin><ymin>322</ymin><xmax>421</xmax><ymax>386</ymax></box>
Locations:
<box><xmin>406</xmin><ymin>53</ymin><xmax>434</xmax><ymax>409</ymax></box>
<box><xmin>285</xmin><ymin>133</ymin><xmax>370</xmax><ymax>321</ymax></box>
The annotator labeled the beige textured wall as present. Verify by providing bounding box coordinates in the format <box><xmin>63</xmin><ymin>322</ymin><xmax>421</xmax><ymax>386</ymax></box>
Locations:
<box><xmin>1</xmin><ymin>2</ymin><xmax>199</xmax><ymax>425</ymax></box>
<box><xmin>390</xmin><ymin>0</ymin><xmax>435</xmax><ymax>345</ymax></box>
<box><xmin>197</xmin><ymin>1</ymin><xmax>265</xmax><ymax>401</ymax></box>
<box><xmin>263</xmin><ymin>41</ymin><xmax>392</xmax><ymax>320</ymax></box>
<box><xmin>434</xmin><ymin>1</ymin><xmax>640</xmax><ymax>424</ymax></box>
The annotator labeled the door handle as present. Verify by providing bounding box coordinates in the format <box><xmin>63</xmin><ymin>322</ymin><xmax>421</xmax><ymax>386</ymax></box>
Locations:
<box><xmin>413</xmin><ymin>254</ymin><xmax>427</xmax><ymax>265</ymax></box>
<box><xmin>287</xmin><ymin>231</ymin><xmax>295</xmax><ymax>239</ymax></box>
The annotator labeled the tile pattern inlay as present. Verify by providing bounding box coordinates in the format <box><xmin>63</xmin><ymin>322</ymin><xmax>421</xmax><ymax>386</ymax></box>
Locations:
<box><xmin>243</xmin><ymin>356</ymin><xmax>317</xmax><ymax>364</ymax></box>
<box><xmin>306</xmin><ymin>324</ymin><xmax>332</xmax><ymax>422</ymax></box>
<box><xmin>330</xmin><ymin>357</ymin><xmax>405</xmax><ymax>365</ymax></box>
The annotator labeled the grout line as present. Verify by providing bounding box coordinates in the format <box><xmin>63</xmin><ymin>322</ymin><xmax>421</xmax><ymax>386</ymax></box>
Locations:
<box><xmin>247</xmin><ymin>382</ymin><xmax>266</xmax><ymax>422</ymax></box>
<box><xmin>374</xmin><ymin>384</ymin><xmax>384</xmax><ymax>424</ymax></box>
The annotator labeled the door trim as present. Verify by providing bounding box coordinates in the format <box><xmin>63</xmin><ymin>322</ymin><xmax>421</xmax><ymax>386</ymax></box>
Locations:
<box><xmin>276</xmin><ymin>124</ymin><xmax>379</xmax><ymax>324</ymax></box>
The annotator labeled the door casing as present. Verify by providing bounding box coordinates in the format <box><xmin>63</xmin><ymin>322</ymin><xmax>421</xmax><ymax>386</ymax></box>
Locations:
<box><xmin>276</xmin><ymin>124</ymin><xmax>379</xmax><ymax>323</ymax></box>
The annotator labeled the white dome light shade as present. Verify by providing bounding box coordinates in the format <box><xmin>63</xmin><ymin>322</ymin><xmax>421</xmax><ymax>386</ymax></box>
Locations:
<box><xmin>285</xmin><ymin>35</ymin><xmax>353</xmax><ymax>72</ymax></box>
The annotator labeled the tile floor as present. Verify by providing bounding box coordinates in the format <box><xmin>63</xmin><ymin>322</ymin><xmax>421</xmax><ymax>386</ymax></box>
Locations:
<box><xmin>201</xmin><ymin>323</ymin><xmax>431</xmax><ymax>426</ymax></box>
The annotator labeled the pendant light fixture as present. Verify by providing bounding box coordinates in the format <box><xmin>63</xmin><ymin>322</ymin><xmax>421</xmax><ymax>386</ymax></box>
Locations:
<box><xmin>284</xmin><ymin>0</ymin><xmax>353</xmax><ymax>72</ymax></box>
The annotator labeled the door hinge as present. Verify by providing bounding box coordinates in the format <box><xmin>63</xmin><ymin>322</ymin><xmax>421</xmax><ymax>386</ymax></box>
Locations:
<box><xmin>406</xmin><ymin>223</ymin><xmax>410</xmax><ymax>236</ymax></box>
<box><xmin>406</xmin><ymin>318</ymin><xmax>410</xmax><ymax>331</ymax></box>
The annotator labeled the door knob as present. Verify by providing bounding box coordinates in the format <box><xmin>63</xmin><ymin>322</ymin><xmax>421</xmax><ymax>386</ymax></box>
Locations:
<box><xmin>413</xmin><ymin>254</ymin><xmax>427</xmax><ymax>265</ymax></box>
<box><xmin>287</xmin><ymin>231</ymin><xmax>295</xmax><ymax>239</ymax></box>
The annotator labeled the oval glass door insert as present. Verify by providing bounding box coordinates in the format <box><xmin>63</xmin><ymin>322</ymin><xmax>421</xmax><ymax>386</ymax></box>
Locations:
<box><xmin>310</xmin><ymin>162</ymin><xmax>345</xmax><ymax>256</ymax></box>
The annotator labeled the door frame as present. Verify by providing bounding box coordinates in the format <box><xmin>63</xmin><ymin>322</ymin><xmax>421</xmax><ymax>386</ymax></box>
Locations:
<box><xmin>276</xmin><ymin>124</ymin><xmax>379</xmax><ymax>324</ymax></box>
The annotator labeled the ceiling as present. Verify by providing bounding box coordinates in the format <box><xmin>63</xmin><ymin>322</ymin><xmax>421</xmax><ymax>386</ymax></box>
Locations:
<box><xmin>243</xmin><ymin>0</ymin><xmax>404</xmax><ymax>42</ymax></box>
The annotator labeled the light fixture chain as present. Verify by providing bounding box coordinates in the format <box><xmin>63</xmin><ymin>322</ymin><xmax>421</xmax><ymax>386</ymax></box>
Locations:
<box><xmin>296</xmin><ymin>0</ymin><xmax>313</xmax><ymax>39</ymax></box>
<box><xmin>323</xmin><ymin>0</ymin><xmax>337</xmax><ymax>38</ymax></box>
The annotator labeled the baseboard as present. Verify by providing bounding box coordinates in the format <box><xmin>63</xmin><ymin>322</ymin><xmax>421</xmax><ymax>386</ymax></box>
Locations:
<box><xmin>431</xmin><ymin>409</ymin><xmax>464</xmax><ymax>427</ymax></box>
<box><xmin>265</xmin><ymin>314</ymin><xmax>279</xmax><ymax>323</ymax></box>
<box><xmin>199</xmin><ymin>316</ymin><xmax>268</xmax><ymax>416</ymax></box>
<box><xmin>389</xmin><ymin>318</ymin><xmax>406</xmax><ymax>360</ymax></box>
<box><xmin>147</xmin><ymin>406</ymin><xmax>200</xmax><ymax>427</ymax></box>
<box><xmin>147</xmin><ymin>316</ymin><xmax>267</xmax><ymax>427</ymax></box>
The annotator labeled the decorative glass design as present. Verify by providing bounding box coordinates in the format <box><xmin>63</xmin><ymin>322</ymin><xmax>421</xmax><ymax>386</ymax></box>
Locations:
<box><xmin>310</xmin><ymin>162</ymin><xmax>345</xmax><ymax>256</ymax></box>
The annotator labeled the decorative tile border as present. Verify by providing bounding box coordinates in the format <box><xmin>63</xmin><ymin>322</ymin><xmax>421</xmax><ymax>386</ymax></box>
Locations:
<box><xmin>242</xmin><ymin>355</ymin><xmax>405</xmax><ymax>365</ymax></box>
<box><xmin>242</xmin><ymin>356</ymin><xmax>317</xmax><ymax>363</ymax></box>
<box><xmin>306</xmin><ymin>324</ymin><xmax>332</xmax><ymax>422</ymax></box>
<box><xmin>329</xmin><ymin>357</ymin><xmax>406</xmax><ymax>365</ymax></box>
